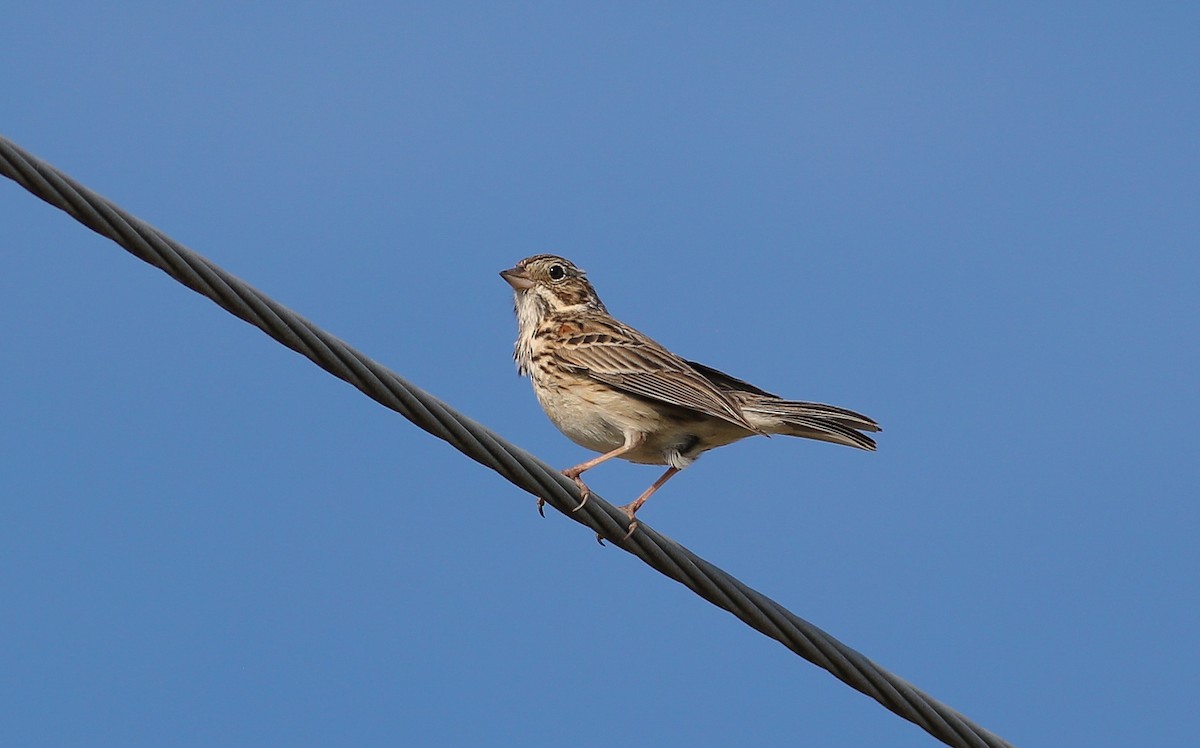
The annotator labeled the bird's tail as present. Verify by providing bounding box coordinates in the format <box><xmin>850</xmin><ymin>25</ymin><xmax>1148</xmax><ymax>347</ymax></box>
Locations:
<box><xmin>740</xmin><ymin>397</ymin><xmax>880</xmax><ymax>451</ymax></box>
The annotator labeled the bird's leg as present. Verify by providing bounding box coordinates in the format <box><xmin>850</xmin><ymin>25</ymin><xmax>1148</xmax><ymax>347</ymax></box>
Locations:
<box><xmin>618</xmin><ymin>466</ymin><xmax>681</xmax><ymax>540</ymax></box>
<box><xmin>546</xmin><ymin>433</ymin><xmax>645</xmax><ymax>516</ymax></box>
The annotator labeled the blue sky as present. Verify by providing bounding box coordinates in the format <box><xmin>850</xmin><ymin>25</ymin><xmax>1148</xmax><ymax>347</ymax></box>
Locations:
<box><xmin>2</xmin><ymin>3</ymin><xmax>1197</xmax><ymax>746</ymax></box>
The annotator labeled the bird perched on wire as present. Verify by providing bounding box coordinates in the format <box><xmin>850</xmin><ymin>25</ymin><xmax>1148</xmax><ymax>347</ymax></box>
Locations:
<box><xmin>501</xmin><ymin>254</ymin><xmax>879</xmax><ymax>540</ymax></box>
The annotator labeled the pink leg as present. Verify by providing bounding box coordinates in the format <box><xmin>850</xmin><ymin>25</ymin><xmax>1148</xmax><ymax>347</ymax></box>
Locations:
<box><xmin>537</xmin><ymin>434</ymin><xmax>645</xmax><ymax>516</ymax></box>
<box><xmin>618</xmin><ymin>466</ymin><xmax>681</xmax><ymax>540</ymax></box>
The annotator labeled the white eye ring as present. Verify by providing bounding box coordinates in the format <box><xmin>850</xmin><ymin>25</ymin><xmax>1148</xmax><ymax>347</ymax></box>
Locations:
<box><xmin>548</xmin><ymin>264</ymin><xmax>566</xmax><ymax>281</ymax></box>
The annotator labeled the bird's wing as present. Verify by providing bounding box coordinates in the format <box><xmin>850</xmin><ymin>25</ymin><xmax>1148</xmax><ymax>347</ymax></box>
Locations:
<box><xmin>554</xmin><ymin>320</ymin><xmax>762</xmax><ymax>433</ymax></box>
<box><xmin>685</xmin><ymin>360</ymin><xmax>780</xmax><ymax>398</ymax></box>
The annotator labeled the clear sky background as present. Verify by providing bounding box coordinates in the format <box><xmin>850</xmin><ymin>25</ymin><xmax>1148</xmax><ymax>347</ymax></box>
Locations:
<box><xmin>2</xmin><ymin>4</ymin><xmax>1197</xmax><ymax>747</ymax></box>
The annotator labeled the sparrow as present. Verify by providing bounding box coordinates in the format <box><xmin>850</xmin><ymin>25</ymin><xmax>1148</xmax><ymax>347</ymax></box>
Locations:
<box><xmin>501</xmin><ymin>254</ymin><xmax>879</xmax><ymax>539</ymax></box>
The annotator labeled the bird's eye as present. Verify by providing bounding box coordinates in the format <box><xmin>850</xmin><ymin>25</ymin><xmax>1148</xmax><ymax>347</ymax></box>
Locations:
<box><xmin>547</xmin><ymin>264</ymin><xmax>566</xmax><ymax>281</ymax></box>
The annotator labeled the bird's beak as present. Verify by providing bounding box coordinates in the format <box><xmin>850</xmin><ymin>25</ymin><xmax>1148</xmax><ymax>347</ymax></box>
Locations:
<box><xmin>500</xmin><ymin>266</ymin><xmax>535</xmax><ymax>291</ymax></box>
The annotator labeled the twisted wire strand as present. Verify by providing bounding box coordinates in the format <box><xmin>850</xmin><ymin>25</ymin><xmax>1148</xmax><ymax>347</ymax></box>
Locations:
<box><xmin>1</xmin><ymin>134</ymin><xmax>1013</xmax><ymax>748</ymax></box>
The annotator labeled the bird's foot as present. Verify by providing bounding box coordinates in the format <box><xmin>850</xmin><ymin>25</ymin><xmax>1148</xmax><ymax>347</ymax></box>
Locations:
<box><xmin>594</xmin><ymin>504</ymin><xmax>641</xmax><ymax>546</ymax></box>
<box><xmin>618</xmin><ymin>503</ymin><xmax>641</xmax><ymax>541</ymax></box>
<box><xmin>539</xmin><ymin>472</ymin><xmax>592</xmax><ymax>518</ymax></box>
<box><xmin>560</xmin><ymin>470</ymin><xmax>592</xmax><ymax>513</ymax></box>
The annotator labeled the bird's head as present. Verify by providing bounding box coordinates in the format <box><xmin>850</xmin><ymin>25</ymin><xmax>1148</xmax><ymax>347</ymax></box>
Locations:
<box><xmin>500</xmin><ymin>254</ymin><xmax>607</xmax><ymax>317</ymax></box>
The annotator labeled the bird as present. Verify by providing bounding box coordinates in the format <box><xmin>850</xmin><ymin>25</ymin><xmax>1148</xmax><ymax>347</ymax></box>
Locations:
<box><xmin>500</xmin><ymin>254</ymin><xmax>879</xmax><ymax>540</ymax></box>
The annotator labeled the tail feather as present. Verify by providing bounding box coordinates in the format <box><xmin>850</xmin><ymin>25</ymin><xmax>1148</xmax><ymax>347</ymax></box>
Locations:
<box><xmin>685</xmin><ymin>358</ymin><xmax>881</xmax><ymax>451</ymax></box>
<box><xmin>739</xmin><ymin>398</ymin><xmax>880</xmax><ymax>451</ymax></box>
<box><xmin>750</xmin><ymin>399</ymin><xmax>881</xmax><ymax>433</ymax></box>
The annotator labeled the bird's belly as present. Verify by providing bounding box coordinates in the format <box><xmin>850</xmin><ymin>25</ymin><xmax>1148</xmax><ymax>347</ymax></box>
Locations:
<box><xmin>534</xmin><ymin>381</ymin><xmax>636</xmax><ymax>455</ymax></box>
<box><xmin>532</xmin><ymin>380</ymin><xmax>751</xmax><ymax>465</ymax></box>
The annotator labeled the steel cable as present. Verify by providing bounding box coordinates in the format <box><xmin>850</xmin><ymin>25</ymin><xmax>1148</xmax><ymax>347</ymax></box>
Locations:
<box><xmin>1</xmin><ymin>133</ymin><xmax>1014</xmax><ymax>748</ymax></box>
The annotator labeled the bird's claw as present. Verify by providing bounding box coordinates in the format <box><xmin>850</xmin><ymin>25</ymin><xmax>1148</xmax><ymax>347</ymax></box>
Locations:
<box><xmin>570</xmin><ymin>486</ymin><xmax>591</xmax><ymax>513</ymax></box>
<box><xmin>537</xmin><ymin>486</ymin><xmax>587</xmax><ymax>518</ymax></box>
<box><xmin>619</xmin><ymin>504</ymin><xmax>640</xmax><ymax>542</ymax></box>
<box><xmin>560</xmin><ymin>470</ymin><xmax>592</xmax><ymax>513</ymax></box>
<box><xmin>533</xmin><ymin>469</ymin><xmax>590</xmax><ymax>521</ymax></box>
<box><xmin>595</xmin><ymin>505</ymin><xmax>640</xmax><ymax>545</ymax></box>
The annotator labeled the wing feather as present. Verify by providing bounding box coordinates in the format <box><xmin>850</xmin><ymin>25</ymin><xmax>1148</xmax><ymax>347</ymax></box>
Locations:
<box><xmin>554</xmin><ymin>320</ymin><xmax>761</xmax><ymax>433</ymax></box>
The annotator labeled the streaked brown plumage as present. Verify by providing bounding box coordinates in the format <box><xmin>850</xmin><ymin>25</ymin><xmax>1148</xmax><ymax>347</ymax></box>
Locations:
<box><xmin>501</xmin><ymin>254</ymin><xmax>879</xmax><ymax>539</ymax></box>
